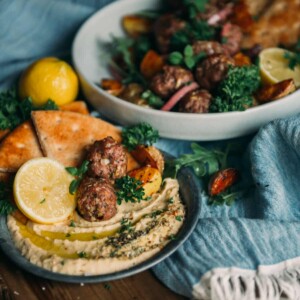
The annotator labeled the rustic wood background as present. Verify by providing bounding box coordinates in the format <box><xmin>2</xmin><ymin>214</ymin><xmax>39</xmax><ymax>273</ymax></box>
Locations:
<box><xmin>0</xmin><ymin>252</ymin><xmax>186</xmax><ymax>300</ymax></box>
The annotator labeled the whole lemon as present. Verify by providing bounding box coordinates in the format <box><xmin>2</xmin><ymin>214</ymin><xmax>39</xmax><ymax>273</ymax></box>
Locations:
<box><xmin>19</xmin><ymin>57</ymin><xmax>79</xmax><ymax>107</ymax></box>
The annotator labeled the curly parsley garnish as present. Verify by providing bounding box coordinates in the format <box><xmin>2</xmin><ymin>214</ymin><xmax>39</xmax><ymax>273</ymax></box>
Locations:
<box><xmin>0</xmin><ymin>181</ymin><xmax>15</xmax><ymax>215</ymax></box>
<box><xmin>210</xmin><ymin>65</ymin><xmax>261</xmax><ymax>112</ymax></box>
<box><xmin>115</xmin><ymin>175</ymin><xmax>149</xmax><ymax>205</ymax></box>
<box><xmin>66</xmin><ymin>160</ymin><xmax>89</xmax><ymax>195</ymax></box>
<box><xmin>122</xmin><ymin>122</ymin><xmax>159</xmax><ymax>151</ymax></box>
<box><xmin>0</xmin><ymin>89</ymin><xmax>58</xmax><ymax>130</ymax></box>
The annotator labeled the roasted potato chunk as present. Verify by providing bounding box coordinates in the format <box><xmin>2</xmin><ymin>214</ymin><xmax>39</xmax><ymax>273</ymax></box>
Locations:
<box><xmin>122</xmin><ymin>16</ymin><xmax>153</xmax><ymax>37</ymax></box>
<box><xmin>128</xmin><ymin>166</ymin><xmax>162</xmax><ymax>197</ymax></box>
<box><xmin>131</xmin><ymin>145</ymin><xmax>165</xmax><ymax>174</ymax></box>
<box><xmin>255</xmin><ymin>79</ymin><xmax>296</xmax><ymax>103</ymax></box>
<box><xmin>101</xmin><ymin>79</ymin><xmax>124</xmax><ymax>96</ymax></box>
<box><xmin>140</xmin><ymin>50</ymin><xmax>164</xmax><ymax>79</ymax></box>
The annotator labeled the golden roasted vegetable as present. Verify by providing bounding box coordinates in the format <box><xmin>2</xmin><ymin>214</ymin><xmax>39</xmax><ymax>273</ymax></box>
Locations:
<box><xmin>122</xmin><ymin>15</ymin><xmax>152</xmax><ymax>37</ymax></box>
<box><xmin>101</xmin><ymin>78</ymin><xmax>124</xmax><ymax>96</ymax></box>
<box><xmin>255</xmin><ymin>79</ymin><xmax>296</xmax><ymax>103</ymax></box>
<box><xmin>233</xmin><ymin>52</ymin><xmax>251</xmax><ymax>66</ymax></box>
<box><xmin>128</xmin><ymin>166</ymin><xmax>162</xmax><ymax>197</ymax></box>
<box><xmin>131</xmin><ymin>145</ymin><xmax>165</xmax><ymax>174</ymax></box>
<box><xmin>140</xmin><ymin>50</ymin><xmax>164</xmax><ymax>79</ymax></box>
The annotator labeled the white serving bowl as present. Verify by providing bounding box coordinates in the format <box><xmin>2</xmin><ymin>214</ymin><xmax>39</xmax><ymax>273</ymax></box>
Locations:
<box><xmin>72</xmin><ymin>0</ymin><xmax>300</xmax><ymax>141</ymax></box>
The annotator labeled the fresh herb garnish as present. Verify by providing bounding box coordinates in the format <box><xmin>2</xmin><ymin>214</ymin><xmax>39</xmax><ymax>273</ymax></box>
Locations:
<box><xmin>121</xmin><ymin>122</ymin><xmax>159</xmax><ymax>151</ymax></box>
<box><xmin>0</xmin><ymin>181</ymin><xmax>15</xmax><ymax>215</ymax></box>
<box><xmin>175</xmin><ymin>216</ymin><xmax>183</xmax><ymax>221</ymax></box>
<box><xmin>208</xmin><ymin>190</ymin><xmax>244</xmax><ymax>206</ymax></box>
<box><xmin>40</xmin><ymin>198</ymin><xmax>46</xmax><ymax>204</ymax></box>
<box><xmin>69</xmin><ymin>220</ymin><xmax>76</xmax><ymax>227</ymax></box>
<box><xmin>119</xmin><ymin>218</ymin><xmax>133</xmax><ymax>233</ymax></box>
<box><xmin>0</xmin><ymin>89</ymin><xmax>58</xmax><ymax>130</ymax></box>
<box><xmin>183</xmin><ymin>0</ymin><xmax>208</xmax><ymax>18</ymax></box>
<box><xmin>66</xmin><ymin>160</ymin><xmax>89</xmax><ymax>195</ymax></box>
<box><xmin>284</xmin><ymin>40</ymin><xmax>300</xmax><ymax>70</ymax></box>
<box><xmin>78</xmin><ymin>251</ymin><xmax>88</xmax><ymax>258</ymax></box>
<box><xmin>164</xmin><ymin>143</ymin><xmax>227</xmax><ymax>179</ymax></box>
<box><xmin>141</xmin><ymin>90</ymin><xmax>164</xmax><ymax>108</ymax></box>
<box><xmin>168</xmin><ymin>234</ymin><xmax>177</xmax><ymax>240</ymax></box>
<box><xmin>115</xmin><ymin>175</ymin><xmax>148</xmax><ymax>205</ymax></box>
<box><xmin>210</xmin><ymin>65</ymin><xmax>261</xmax><ymax>112</ymax></box>
<box><xmin>169</xmin><ymin>45</ymin><xmax>206</xmax><ymax>69</ymax></box>
<box><xmin>167</xmin><ymin>197</ymin><xmax>174</xmax><ymax>204</ymax></box>
<box><xmin>170</xmin><ymin>21</ymin><xmax>216</xmax><ymax>51</ymax></box>
<box><xmin>65</xmin><ymin>233</ymin><xmax>71</xmax><ymax>238</ymax></box>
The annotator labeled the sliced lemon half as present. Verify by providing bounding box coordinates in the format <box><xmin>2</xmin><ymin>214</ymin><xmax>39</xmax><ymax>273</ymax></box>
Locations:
<box><xmin>259</xmin><ymin>47</ymin><xmax>300</xmax><ymax>87</ymax></box>
<box><xmin>13</xmin><ymin>158</ymin><xmax>76</xmax><ymax>224</ymax></box>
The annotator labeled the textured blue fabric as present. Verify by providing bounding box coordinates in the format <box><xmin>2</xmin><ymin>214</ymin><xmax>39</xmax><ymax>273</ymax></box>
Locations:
<box><xmin>2</xmin><ymin>1</ymin><xmax>300</xmax><ymax>299</ymax></box>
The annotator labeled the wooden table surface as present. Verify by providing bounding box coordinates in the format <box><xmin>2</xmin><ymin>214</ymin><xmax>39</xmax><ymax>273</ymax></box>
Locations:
<box><xmin>0</xmin><ymin>252</ymin><xmax>186</xmax><ymax>300</ymax></box>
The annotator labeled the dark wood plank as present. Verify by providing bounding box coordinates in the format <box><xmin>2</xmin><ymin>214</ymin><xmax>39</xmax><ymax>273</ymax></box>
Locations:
<box><xmin>0</xmin><ymin>251</ymin><xmax>186</xmax><ymax>300</ymax></box>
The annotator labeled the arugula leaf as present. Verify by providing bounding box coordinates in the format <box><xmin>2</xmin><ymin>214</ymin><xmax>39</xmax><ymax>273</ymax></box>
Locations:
<box><xmin>0</xmin><ymin>88</ymin><xmax>58</xmax><ymax>130</ymax></box>
<box><xmin>66</xmin><ymin>160</ymin><xmax>89</xmax><ymax>195</ymax></box>
<box><xmin>210</xmin><ymin>65</ymin><xmax>261</xmax><ymax>112</ymax></box>
<box><xmin>164</xmin><ymin>143</ymin><xmax>227</xmax><ymax>179</ymax></box>
<box><xmin>122</xmin><ymin>122</ymin><xmax>159</xmax><ymax>151</ymax></box>
<box><xmin>0</xmin><ymin>181</ymin><xmax>15</xmax><ymax>215</ymax></box>
<box><xmin>115</xmin><ymin>175</ymin><xmax>149</xmax><ymax>205</ymax></box>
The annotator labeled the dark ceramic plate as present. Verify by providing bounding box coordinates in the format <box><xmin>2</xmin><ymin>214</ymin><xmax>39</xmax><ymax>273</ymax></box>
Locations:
<box><xmin>0</xmin><ymin>158</ymin><xmax>201</xmax><ymax>283</ymax></box>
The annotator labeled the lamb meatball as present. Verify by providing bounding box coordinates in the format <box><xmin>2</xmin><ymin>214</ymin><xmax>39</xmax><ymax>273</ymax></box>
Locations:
<box><xmin>150</xmin><ymin>65</ymin><xmax>194</xmax><ymax>99</ymax></box>
<box><xmin>153</xmin><ymin>14</ymin><xmax>186</xmax><ymax>54</ymax></box>
<box><xmin>87</xmin><ymin>136</ymin><xmax>127</xmax><ymax>181</ymax></box>
<box><xmin>195</xmin><ymin>54</ymin><xmax>234</xmax><ymax>91</ymax></box>
<box><xmin>179</xmin><ymin>89</ymin><xmax>212</xmax><ymax>113</ymax></box>
<box><xmin>192</xmin><ymin>41</ymin><xmax>224</xmax><ymax>57</ymax></box>
<box><xmin>77</xmin><ymin>177</ymin><xmax>117</xmax><ymax>222</ymax></box>
<box><xmin>221</xmin><ymin>23</ymin><xmax>243</xmax><ymax>56</ymax></box>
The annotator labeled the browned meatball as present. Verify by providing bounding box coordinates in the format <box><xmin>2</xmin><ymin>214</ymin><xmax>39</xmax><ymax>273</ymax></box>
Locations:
<box><xmin>77</xmin><ymin>177</ymin><xmax>117</xmax><ymax>222</ymax></box>
<box><xmin>87</xmin><ymin>136</ymin><xmax>127</xmax><ymax>181</ymax></box>
<box><xmin>150</xmin><ymin>65</ymin><xmax>194</xmax><ymax>99</ymax></box>
<box><xmin>178</xmin><ymin>89</ymin><xmax>212</xmax><ymax>113</ymax></box>
<box><xmin>195</xmin><ymin>54</ymin><xmax>234</xmax><ymax>91</ymax></box>
<box><xmin>192</xmin><ymin>41</ymin><xmax>224</xmax><ymax>57</ymax></box>
<box><xmin>221</xmin><ymin>23</ymin><xmax>243</xmax><ymax>56</ymax></box>
<box><xmin>153</xmin><ymin>14</ymin><xmax>186</xmax><ymax>54</ymax></box>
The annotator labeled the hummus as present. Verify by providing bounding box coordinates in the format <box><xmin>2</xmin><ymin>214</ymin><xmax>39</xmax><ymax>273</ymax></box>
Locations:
<box><xmin>7</xmin><ymin>178</ymin><xmax>185</xmax><ymax>275</ymax></box>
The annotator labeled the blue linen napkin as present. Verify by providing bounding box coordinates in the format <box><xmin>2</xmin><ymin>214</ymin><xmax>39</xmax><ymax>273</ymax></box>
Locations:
<box><xmin>2</xmin><ymin>1</ymin><xmax>300</xmax><ymax>299</ymax></box>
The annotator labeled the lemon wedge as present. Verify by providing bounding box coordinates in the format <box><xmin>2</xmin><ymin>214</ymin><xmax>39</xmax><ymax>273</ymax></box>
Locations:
<box><xmin>13</xmin><ymin>158</ymin><xmax>76</xmax><ymax>224</ymax></box>
<box><xmin>259</xmin><ymin>47</ymin><xmax>300</xmax><ymax>87</ymax></box>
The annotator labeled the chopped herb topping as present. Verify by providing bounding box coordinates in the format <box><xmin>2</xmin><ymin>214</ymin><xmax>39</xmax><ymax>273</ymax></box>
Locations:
<box><xmin>167</xmin><ymin>197</ymin><xmax>174</xmax><ymax>204</ymax></box>
<box><xmin>66</xmin><ymin>160</ymin><xmax>89</xmax><ymax>195</ymax></box>
<box><xmin>115</xmin><ymin>175</ymin><xmax>149</xmax><ymax>205</ymax></box>
<box><xmin>168</xmin><ymin>234</ymin><xmax>177</xmax><ymax>240</ymax></box>
<box><xmin>175</xmin><ymin>216</ymin><xmax>183</xmax><ymax>222</ymax></box>
<box><xmin>141</xmin><ymin>90</ymin><xmax>164</xmax><ymax>108</ymax></box>
<box><xmin>65</xmin><ymin>233</ymin><xmax>71</xmax><ymax>238</ymax></box>
<box><xmin>40</xmin><ymin>198</ymin><xmax>46</xmax><ymax>204</ymax></box>
<box><xmin>122</xmin><ymin>122</ymin><xmax>159</xmax><ymax>151</ymax></box>
<box><xmin>69</xmin><ymin>220</ymin><xmax>76</xmax><ymax>227</ymax></box>
<box><xmin>78</xmin><ymin>251</ymin><xmax>88</xmax><ymax>258</ymax></box>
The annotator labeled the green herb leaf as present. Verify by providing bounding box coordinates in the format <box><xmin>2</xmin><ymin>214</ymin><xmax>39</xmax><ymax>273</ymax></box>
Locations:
<box><xmin>122</xmin><ymin>122</ymin><xmax>159</xmax><ymax>151</ymax></box>
<box><xmin>210</xmin><ymin>65</ymin><xmax>260</xmax><ymax>112</ymax></box>
<box><xmin>115</xmin><ymin>175</ymin><xmax>148</xmax><ymax>205</ymax></box>
<box><xmin>40</xmin><ymin>198</ymin><xmax>46</xmax><ymax>204</ymax></box>
<box><xmin>283</xmin><ymin>51</ymin><xmax>300</xmax><ymax>71</ymax></box>
<box><xmin>169</xmin><ymin>52</ymin><xmax>184</xmax><ymax>65</ymax></box>
<box><xmin>78</xmin><ymin>251</ymin><xmax>88</xmax><ymax>258</ymax></box>
<box><xmin>66</xmin><ymin>160</ymin><xmax>89</xmax><ymax>195</ymax></box>
<box><xmin>69</xmin><ymin>220</ymin><xmax>76</xmax><ymax>227</ymax></box>
<box><xmin>141</xmin><ymin>90</ymin><xmax>164</xmax><ymax>108</ymax></box>
<box><xmin>0</xmin><ymin>181</ymin><xmax>15</xmax><ymax>215</ymax></box>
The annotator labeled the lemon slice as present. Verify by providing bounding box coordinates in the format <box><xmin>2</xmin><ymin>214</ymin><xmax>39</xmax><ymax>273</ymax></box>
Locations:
<box><xmin>259</xmin><ymin>47</ymin><xmax>300</xmax><ymax>87</ymax></box>
<box><xmin>13</xmin><ymin>158</ymin><xmax>76</xmax><ymax>224</ymax></box>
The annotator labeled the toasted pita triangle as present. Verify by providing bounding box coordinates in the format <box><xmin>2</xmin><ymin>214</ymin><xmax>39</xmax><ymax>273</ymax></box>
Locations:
<box><xmin>0</xmin><ymin>121</ymin><xmax>43</xmax><ymax>172</ymax></box>
<box><xmin>59</xmin><ymin>101</ymin><xmax>89</xmax><ymax>115</ymax></box>
<box><xmin>31</xmin><ymin>111</ymin><xmax>123</xmax><ymax>167</ymax></box>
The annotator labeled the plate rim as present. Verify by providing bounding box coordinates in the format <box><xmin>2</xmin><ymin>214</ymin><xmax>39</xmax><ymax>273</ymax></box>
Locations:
<box><xmin>0</xmin><ymin>163</ymin><xmax>201</xmax><ymax>283</ymax></box>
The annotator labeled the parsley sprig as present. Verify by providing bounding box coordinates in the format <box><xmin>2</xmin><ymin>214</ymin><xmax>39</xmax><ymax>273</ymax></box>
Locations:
<box><xmin>122</xmin><ymin>123</ymin><xmax>159</xmax><ymax>151</ymax></box>
<box><xmin>283</xmin><ymin>40</ymin><xmax>300</xmax><ymax>70</ymax></box>
<box><xmin>0</xmin><ymin>89</ymin><xmax>58</xmax><ymax>130</ymax></box>
<box><xmin>169</xmin><ymin>45</ymin><xmax>206</xmax><ymax>69</ymax></box>
<box><xmin>141</xmin><ymin>90</ymin><xmax>164</xmax><ymax>108</ymax></box>
<box><xmin>0</xmin><ymin>181</ymin><xmax>15</xmax><ymax>215</ymax></box>
<box><xmin>210</xmin><ymin>65</ymin><xmax>261</xmax><ymax>112</ymax></box>
<box><xmin>115</xmin><ymin>175</ymin><xmax>149</xmax><ymax>205</ymax></box>
<box><xmin>66</xmin><ymin>160</ymin><xmax>89</xmax><ymax>195</ymax></box>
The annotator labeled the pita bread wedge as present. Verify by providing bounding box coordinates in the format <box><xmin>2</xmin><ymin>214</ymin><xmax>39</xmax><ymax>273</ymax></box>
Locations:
<box><xmin>0</xmin><ymin>121</ymin><xmax>43</xmax><ymax>172</ymax></box>
<box><xmin>31</xmin><ymin>110</ymin><xmax>123</xmax><ymax>167</ymax></box>
<box><xmin>59</xmin><ymin>101</ymin><xmax>89</xmax><ymax>115</ymax></box>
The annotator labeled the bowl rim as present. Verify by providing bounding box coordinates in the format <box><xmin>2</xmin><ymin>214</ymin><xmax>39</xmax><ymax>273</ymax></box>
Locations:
<box><xmin>71</xmin><ymin>0</ymin><xmax>300</xmax><ymax>122</ymax></box>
